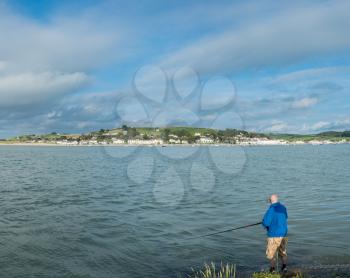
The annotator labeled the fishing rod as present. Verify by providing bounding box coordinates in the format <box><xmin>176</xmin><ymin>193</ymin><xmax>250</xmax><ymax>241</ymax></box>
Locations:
<box><xmin>186</xmin><ymin>221</ymin><xmax>262</xmax><ymax>240</ymax></box>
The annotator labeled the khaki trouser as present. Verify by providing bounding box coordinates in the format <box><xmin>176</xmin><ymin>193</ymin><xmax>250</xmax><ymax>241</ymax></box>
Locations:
<box><xmin>266</xmin><ymin>237</ymin><xmax>288</xmax><ymax>260</ymax></box>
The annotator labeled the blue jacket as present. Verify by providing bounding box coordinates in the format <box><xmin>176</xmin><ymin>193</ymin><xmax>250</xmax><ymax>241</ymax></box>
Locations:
<box><xmin>262</xmin><ymin>202</ymin><xmax>288</xmax><ymax>237</ymax></box>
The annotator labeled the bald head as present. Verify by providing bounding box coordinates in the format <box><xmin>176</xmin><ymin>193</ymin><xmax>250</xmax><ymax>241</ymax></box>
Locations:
<box><xmin>269</xmin><ymin>194</ymin><xmax>278</xmax><ymax>204</ymax></box>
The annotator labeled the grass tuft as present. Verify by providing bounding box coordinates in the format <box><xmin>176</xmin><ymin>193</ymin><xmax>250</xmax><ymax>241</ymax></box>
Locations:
<box><xmin>189</xmin><ymin>262</ymin><xmax>236</xmax><ymax>278</ymax></box>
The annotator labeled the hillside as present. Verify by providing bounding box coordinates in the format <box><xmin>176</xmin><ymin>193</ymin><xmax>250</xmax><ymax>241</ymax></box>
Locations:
<box><xmin>3</xmin><ymin>126</ymin><xmax>350</xmax><ymax>145</ymax></box>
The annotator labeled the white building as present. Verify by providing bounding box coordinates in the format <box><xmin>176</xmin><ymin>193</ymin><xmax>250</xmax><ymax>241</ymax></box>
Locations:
<box><xmin>127</xmin><ymin>139</ymin><xmax>164</xmax><ymax>145</ymax></box>
<box><xmin>198</xmin><ymin>137</ymin><xmax>214</xmax><ymax>144</ymax></box>
<box><xmin>239</xmin><ymin>137</ymin><xmax>288</xmax><ymax>145</ymax></box>
<box><xmin>169</xmin><ymin>138</ymin><xmax>181</xmax><ymax>144</ymax></box>
<box><xmin>112</xmin><ymin>138</ymin><xmax>125</xmax><ymax>144</ymax></box>
<box><xmin>56</xmin><ymin>140</ymin><xmax>79</xmax><ymax>145</ymax></box>
<box><xmin>79</xmin><ymin>141</ymin><xmax>89</xmax><ymax>145</ymax></box>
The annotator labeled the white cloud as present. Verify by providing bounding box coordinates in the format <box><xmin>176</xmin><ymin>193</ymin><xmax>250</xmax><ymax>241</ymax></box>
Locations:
<box><xmin>270</xmin><ymin>67</ymin><xmax>349</xmax><ymax>84</ymax></box>
<box><xmin>291</xmin><ymin>97</ymin><xmax>318</xmax><ymax>109</ymax></box>
<box><xmin>0</xmin><ymin>3</ymin><xmax>126</xmax><ymax>114</ymax></box>
<box><xmin>159</xmin><ymin>1</ymin><xmax>350</xmax><ymax>75</ymax></box>
<box><xmin>264</xmin><ymin>121</ymin><xmax>290</xmax><ymax>133</ymax></box>
<box><xmin>0</xmin><ymin>61</ymin><xmax>7</xmax><ymax>71</ymax></box>
<box><xmin>0</xmin><ymin>72</ymin><xmax>89</xmax><ymax>108</ymax></box>
<box><xmin>306</xmin><ymin>118</ymin><xmax>350</xmax><ymax>132</ymax></box>
<box><xmin>0</xmin><ymin>7</ymin><xmax>125</xmax><ymax>72</ymax></box>
<box><xmin>311</xmin><ymin>121</ymin><xmax>331</xmax><ymax>130</ymax></box>
<box><xmin>1</xmin><ymin>1</ymin><xmax>350</xmax><ymax>137</ymax></box>
<box><xmin>257</xmin><ymin>117</ymin><xmax>350</xmax><ymax>134</ymax></box>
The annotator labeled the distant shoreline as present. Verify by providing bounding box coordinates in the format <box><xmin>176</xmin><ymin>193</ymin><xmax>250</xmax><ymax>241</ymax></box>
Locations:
<box><xmin>1</xmin><ymin>141</ymin><xmax>349</xmax><ymax>147</ymax></box>
<box><xmin>5</xmin><ymin>127</ymin><xmax>350</xmax><ymax>148</ymax></box>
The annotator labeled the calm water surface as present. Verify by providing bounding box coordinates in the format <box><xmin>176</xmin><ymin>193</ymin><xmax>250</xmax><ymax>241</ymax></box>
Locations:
<box><xmin>0</xmin><ymin>145</ymin><xmax>349</xmax><ymax>277</ymax></box>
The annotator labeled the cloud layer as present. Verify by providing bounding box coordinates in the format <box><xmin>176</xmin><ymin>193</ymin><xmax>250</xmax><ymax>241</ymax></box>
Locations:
<box><xmin>159</xmin><ymin>1</ymin><xmax>350</xmax><ymax>75</ymax></box>
<box><xmin>0</xmin><ymin>6</ymin><xmax>124</xmax><ymax>72</ymax></box>
<box><xmin>0</xmin><ymin>2</ymin><xmax>127</xmax><ymax>136</ymax></box>
<box><xmin>1</xmin><ymin>0</ymin><xmax>350</xmax><ymax>137</ymax></box>
<box><xmin>0</xmin><ymin>72</ymin><xmax>89</xmax><ymax>108</ymax></box>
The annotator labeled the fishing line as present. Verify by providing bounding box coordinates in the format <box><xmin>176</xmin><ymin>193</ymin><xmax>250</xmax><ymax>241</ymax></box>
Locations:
<box><xmin>113</xmin><ymin>215</ymin><xmax>348</xmax><ymax>252</ymax></box>
<box><xmin>184</xmin><ymin>222</ymin><xmax>262</xmax><ymax>240</ymax></box>
<box><xmin>171</xmin><ymin>243</ymin><xmax>236</xmax><ymax>258</ymax></box>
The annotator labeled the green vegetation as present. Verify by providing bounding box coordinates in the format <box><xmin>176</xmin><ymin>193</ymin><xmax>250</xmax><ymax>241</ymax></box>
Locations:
<box><xmin>2</xmin><ymin>125</ymin><xmax>350</xmax><ymax>144</ymax></box>
<box><xmin>268</xmin><ymin>130</ymin><xmax>350</xmax><ymax>142</ymax></box>
<box><xmin>187</xmin><ymin>262</ymin><xmax>307</xmax><ymax>278</ymax></box>
<box><xmin>187</xmin><ymin>262</ymin><xmax>350</xmax><ymax>278</ymax></box>
<box><xmin>188</xmin><ymin>262</ymin><xmax>236</xmax><ymax>278</ymax></box>
<box><xmin>252</xmin><ymin>272</ymin><xmax>284</xmax><ymax>278</ymax></box>
<box><xmin>252</xmin><ymin>272</ymin><xmax>305</xmax><ymax>278</ymax></box>
<box><xmin>3</xmin><ymin>126</ymin><xmax>254</xmax><ymax>144</ymax></box>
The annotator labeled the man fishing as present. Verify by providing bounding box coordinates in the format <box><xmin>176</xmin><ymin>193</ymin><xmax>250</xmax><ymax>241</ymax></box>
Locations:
<box><xmin>262</xmin><ymin>194</ymin><xmax>288</xmax><ymax>273</ymax></box>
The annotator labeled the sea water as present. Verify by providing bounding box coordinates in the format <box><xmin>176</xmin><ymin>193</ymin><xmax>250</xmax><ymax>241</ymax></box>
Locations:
<box><xmin>0</xmin><ymin>145</ymin><xmax>349</xmax><ymax>277</ymax></box>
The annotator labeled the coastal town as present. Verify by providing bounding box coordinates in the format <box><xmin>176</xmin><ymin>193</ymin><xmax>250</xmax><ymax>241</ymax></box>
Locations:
<box><xmin>2</xmin><ymin>127</ymin><xmax>349</xmax><ymax>146</ymax></box>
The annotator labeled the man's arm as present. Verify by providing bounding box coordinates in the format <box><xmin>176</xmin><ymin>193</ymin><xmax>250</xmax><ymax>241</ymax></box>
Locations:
<box><xmin>262</xmin><ymin>207</ymin><xmax>273</xmax><ymax>229</ymax></box>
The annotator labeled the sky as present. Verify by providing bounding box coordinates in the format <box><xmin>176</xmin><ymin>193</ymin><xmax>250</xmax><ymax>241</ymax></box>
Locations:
<box><xmin>0</xmin><ymin>0</ymin><xmax>350</xmax><ymax>138</ymax></box>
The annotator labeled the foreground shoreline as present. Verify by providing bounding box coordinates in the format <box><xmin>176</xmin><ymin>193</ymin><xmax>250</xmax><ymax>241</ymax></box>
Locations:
<box><xmin>187</xmin><ymin>261</ymin><xmax>350</xmax><ymax>278</ymax></box>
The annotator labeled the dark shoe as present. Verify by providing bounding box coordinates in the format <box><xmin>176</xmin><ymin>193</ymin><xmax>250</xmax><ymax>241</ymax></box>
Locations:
<box><xmin>281</xmin><ymin>264</ymin><xmax>287</xmax><ymax>272</ymax></box>
<box><xmin>269</xmin><ymin>266</ymin><xmax>276</xmax><ymax>273</ymax></box>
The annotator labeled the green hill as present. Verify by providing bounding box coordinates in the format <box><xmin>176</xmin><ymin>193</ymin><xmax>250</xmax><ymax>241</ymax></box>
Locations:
<box><xmin>3</xmin><ymin>126</ymin><xmax>350</xmax><ymax>144</ymax></box>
